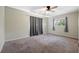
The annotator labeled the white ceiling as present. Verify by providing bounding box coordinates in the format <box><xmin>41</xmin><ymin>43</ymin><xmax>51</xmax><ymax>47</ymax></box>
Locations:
<box><xmin>9</xmin><ymin>6</ymin><xmax>78</xmax><ymax>17</ymax></box>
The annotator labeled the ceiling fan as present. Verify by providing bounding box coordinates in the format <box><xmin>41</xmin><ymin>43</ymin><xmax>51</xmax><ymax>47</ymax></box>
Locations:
<box><xmin>34</xmin><ymin>6</ymin><xmax>58</xmax><ymax>16</ymax></box>
<box><xmin>42</xmin><ymin>6</ymin><xmax>58</xmax><ymax>15</ymax></box>
<box><xmin>46</xmin><ymin>6</ymin><xmax>58</xmax><ymax>11</ymax></box>
<box><xmin>34</xmin><ymin>6</ymin><xmax>58</xmax><ymax>12</ymax></box>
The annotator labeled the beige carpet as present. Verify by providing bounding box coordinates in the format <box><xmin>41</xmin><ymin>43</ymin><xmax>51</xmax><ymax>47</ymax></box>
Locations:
<box><xmin>1</xmin><ymin>34</ymin><xmax>78</xmax><ymax>53</ymax></box>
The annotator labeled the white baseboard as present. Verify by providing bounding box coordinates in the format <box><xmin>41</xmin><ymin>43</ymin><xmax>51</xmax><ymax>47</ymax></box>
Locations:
<box><xmin>6</xmin><ymin>35</ymin><xmax>30</xmax><ymax>42</ymax></box>
<box><xmin>48</xmin><ymin>33</ymin><xmax>78</xmax><ymax>39</ymax></box>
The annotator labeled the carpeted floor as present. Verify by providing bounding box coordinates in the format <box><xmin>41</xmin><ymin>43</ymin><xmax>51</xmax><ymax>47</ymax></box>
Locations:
<box><xmin>1</xmin><ymin>34</ymin><xmax>78</xmax><ymax>53</ymax></box>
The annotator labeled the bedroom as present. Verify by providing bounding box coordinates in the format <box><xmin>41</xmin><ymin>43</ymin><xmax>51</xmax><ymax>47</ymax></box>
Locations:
<box><xmin>0</xmin><ymin>6</ymin><xmax>79</xmax><ymax>53</ymax></box>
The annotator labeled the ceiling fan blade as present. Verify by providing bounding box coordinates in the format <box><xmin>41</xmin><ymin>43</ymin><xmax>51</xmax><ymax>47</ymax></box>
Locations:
<box><xmin>51</xmin><ymin>6</ymin><xmax>58</xmax><ymax>9</ymax></box>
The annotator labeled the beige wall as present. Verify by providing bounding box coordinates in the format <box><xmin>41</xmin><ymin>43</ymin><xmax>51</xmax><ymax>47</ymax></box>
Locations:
<box><xmin>48</xmin><ymin>11</ymin><xmax>78</xmax><ymax>39</ymax></box>
<box><xmin>5</xmin><ymin>7</ymin><xmax>30</xmax><ymax>41</ymax></box>
<box><xmin>5</xmin><ymin>7</ymin><xmax>47</xmax><ymax>41</ymax></box>
<box><xmin>0</xmin><ymin>6</ymin><xmax>5</xmax><ymax>52</ymax></box>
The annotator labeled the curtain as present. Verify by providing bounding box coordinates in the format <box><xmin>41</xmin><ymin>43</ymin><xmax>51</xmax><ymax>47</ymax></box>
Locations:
<box><xmin>39</xmin><ymin>18</ymin><xmax>43</xmax><ymax>34</ymax></box>
<box><xmin>64</xmin><ymin>17</ymin><xmax>68</xmax><ymax>32</ymax></box>
<box><xmin>30</xmin><ymin>16</ymin><xmax>34</xmax><ymax>36</ymax></box>
<box><xmin>53</xmin><ymin>18</ymin><xmax>55</xmax><ymax>31</ymax></box>
<box><xmin>30</xmin><ymin>16</ymin><xmax>43</xmax><ymax>36</ymax></box>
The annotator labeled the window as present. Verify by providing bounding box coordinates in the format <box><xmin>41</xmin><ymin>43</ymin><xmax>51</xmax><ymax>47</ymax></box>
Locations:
<box><xmin>53</xmin><ymin>17</ymin><xmax>68</xmax><ymax>32</ymax></box>
<box><xmin>55</xmin><ymin>19</ymin><xmax>65</xmax><ymax>27</ymax></box>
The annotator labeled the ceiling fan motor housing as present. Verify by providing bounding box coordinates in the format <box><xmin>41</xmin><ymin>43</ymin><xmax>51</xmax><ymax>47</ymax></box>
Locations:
<box><xmin>47</xmin><ymin>6</ymin><xmax>50</xmax><ymax>10</ymax></box>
